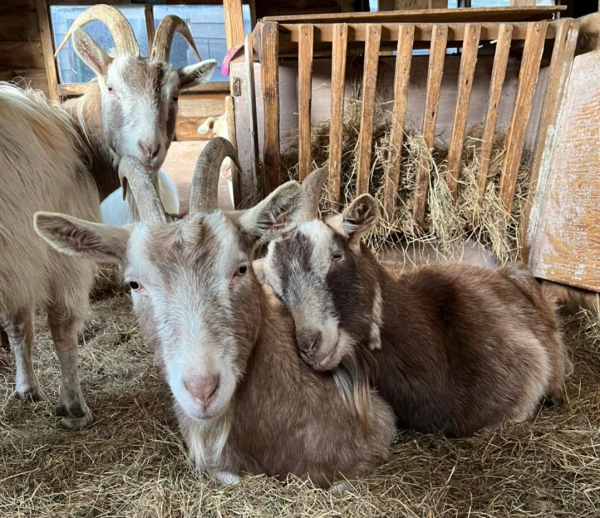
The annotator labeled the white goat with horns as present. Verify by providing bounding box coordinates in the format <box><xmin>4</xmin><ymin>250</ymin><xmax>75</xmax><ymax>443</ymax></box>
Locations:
<box><xmin>0</xmin><ymin>4</ymin><xmax>216</xmax><ymax>428</ymax></box>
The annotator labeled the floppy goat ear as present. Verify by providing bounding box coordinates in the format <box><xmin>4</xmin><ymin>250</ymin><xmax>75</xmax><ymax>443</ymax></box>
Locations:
<box><xmin>237</xmin><ymin>181</ymin><xmax>303</xmax><ymax>248</ymax></box>
<box><xmin>72</xmin><ymin>29</ymin><xmax>112</xmax><ymax>78</ymax></box>
<box><xmin>34</xmin><ymin>212</ymin><xmax>130</xmax><ymax>265</ymax></box>
<box><xmin>340</xmin><ymin>194</ymin><xmax>380</xmax><ymax>251</ymax></box>
<box><xmin>178</xmin><ymin>59</ymin><xmax>218</xmax><ymax>89</ymax></box>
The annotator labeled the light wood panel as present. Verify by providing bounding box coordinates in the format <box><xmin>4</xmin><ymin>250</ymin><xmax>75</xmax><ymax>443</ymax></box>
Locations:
<box><xmin>298</xmin><ymin>24</ymin><xmax>314</xmax><ymax>182</ymax></box>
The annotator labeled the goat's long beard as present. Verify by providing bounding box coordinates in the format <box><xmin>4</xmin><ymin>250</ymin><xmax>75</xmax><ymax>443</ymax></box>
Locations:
<box><xmin>332</xmin><ymin>345</ymin><xmax>378</xmax><ymax>438</ymax></box>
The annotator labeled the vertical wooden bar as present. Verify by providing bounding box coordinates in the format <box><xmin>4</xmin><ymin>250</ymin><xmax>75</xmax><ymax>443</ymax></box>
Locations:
<box><xmin>244</xmin><ymin>34</ymin><xmax>260</xmax><ymax>201</ymax></box>
<box><xmin>36</xmin><ymin>0</ymin><xmax>59</xmax><ymax>101</ymax></box>
<box><xmin>499</xmin><ymin>21</ymin><xmax>548</xmax><ymax>212</ymax></box>
<box><xmin>329</xmin><ymin>24</ymin><xmax>348</xmax><ymax>208</ymax></box>
<box><xmin>520</xmin><ymin>20</ymin><xmax>579</xmax><ymax>262</ymax></box>
<box><xmin>144</xmin><ymin>5</ymin><xmax>156</xmax><ymax>50</ymax></box>
<box><xmin>261</xmin><ymin>22</ymin><xmax>281</xmax><ymax>195</ymax></box>
<box><xmin>298</xmin><ymin>24</ymin><xmax>314</xmax><ymax>182</ymax></box>
<box><xmin>478</xmin><ymin>24</ymin><xmax>513</xmax><ymax>200</ymax></box>
<box><xmin>383</xmin><ymin>24</ymin><xmax>415</xmax><ymax>219</ymax></box>
<box><xmin>224</xmin><ymin>0</ymin><xmax>246</xmax><ymax>49</ymax></box>
<box><xmin>356</xmin><ymin>24</ymin><xmax>382</xmax><ymax>196</ymax></box>
<box><xmin>225</xmin><ymin>95</ymin><xmax>241</xmax><ymax>208</ymax></box>
<box><xmin>446</xmin><ymin>23</ymin><xmax>481</xmax><ymax>197</ymax></box>
<box><xmin>413</xmin><ymin>24</ymin><xmax>448</xmax><ymax>227</ymax></box>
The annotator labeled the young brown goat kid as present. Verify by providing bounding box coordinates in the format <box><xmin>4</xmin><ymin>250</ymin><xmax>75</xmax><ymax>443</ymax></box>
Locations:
<box><xmin>34</xmin><ymin>142</ymin><xmax>395</xmax><ymax>487</ymax></box>
<box><xmin>261</xmin><ymin>173</ymin><xmax>569</xmax><ymax>437</ymax></box>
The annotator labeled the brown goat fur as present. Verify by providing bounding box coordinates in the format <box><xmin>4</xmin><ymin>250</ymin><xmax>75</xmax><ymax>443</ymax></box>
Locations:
<box><xmin>34</xmin><ymin>183</ymin><xmax>395</xmax><ymax>488</ymax></box>
<box><xmin>262</xmin><ymin>194</ymin><xmax>569</xmax><ymax>437</ymax></box>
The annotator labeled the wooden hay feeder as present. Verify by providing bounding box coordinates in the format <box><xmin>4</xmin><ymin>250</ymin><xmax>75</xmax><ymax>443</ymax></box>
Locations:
<box><xmin>228</xmin><ymin>6</ymin><xmax>600</xmax><ymax>294</ymax></box>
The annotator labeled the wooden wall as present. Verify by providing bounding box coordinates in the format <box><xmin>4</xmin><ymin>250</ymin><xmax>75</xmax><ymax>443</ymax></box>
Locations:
<box><xmin>0</xmin><ymin>0</ymin><xmax>48</xmax><ymax>95</ymax></box>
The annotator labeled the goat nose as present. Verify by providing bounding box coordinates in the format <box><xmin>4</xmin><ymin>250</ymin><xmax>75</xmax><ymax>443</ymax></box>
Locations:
<box><xmin>184</xmin><ymin>375</ymin><xmax>220</xmax><ymax>410</ymax></box>
<box><xmin>138</xmin><ymin>140</ymin><xmax>160</xmax><ymax>159</ymax></box>
<box><xmin>296</xmin><ymin>330</ymin><xmax>322</xmax><ymax>356</ymax></box>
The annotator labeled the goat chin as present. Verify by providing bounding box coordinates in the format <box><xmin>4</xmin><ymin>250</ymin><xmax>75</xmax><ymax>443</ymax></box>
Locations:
<box><xmin>100</xmin><ymin>169</ymin><xmax>180</xmax><ymax>226</ymax></box>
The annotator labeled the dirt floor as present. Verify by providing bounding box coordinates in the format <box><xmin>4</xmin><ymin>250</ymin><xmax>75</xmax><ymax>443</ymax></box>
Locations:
<box><xmin>1</xmin><ymin>270</ymin><xmax>599</xmax><ymax>517</ymax></box>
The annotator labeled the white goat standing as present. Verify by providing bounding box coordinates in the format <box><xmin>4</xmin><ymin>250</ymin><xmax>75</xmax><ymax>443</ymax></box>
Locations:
<box><xmin>0</xmin><ymin>5</ymin><xmax>217</xmax><ymax>428</ymax></box>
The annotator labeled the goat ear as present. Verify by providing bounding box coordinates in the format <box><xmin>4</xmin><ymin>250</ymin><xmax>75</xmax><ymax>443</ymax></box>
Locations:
<box><xmin>341</xmin><ymin>195</ymin><xmax>379</xmax><ymax>247</ymax></box>
<box><xmin>72</xmin><ymin>29</ymin><xmax>112</xmax><ymax>78</ymax></box>
<box><xmin>34</xmin><ymin>212</ymin><xmax>129</xmax><ymax>265</ymax></box>
<box><xmin>178</xmin><ymin>59</ymin><xmax>217</xmax><ymax>90</ymax></box>
<box><xmin>237</xmin><ymin>181</ymin><xmax>303</xmax><ymax>247</ymax></box>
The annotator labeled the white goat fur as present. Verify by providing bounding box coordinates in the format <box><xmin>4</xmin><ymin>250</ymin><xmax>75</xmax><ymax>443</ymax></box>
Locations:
<box><xmin>101</xmin><ymin>170</ymin><xmax>180</xmax><ymax>225</ymax></box>
<box><xmin>0</xmin><ymin>86</ymin><xmax>99</xmax><ymax>427</ymax></box>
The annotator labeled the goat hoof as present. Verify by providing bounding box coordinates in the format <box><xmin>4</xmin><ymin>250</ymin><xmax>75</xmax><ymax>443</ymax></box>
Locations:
<box><xmin>13</xmin><ymin>385</ymin><xmax>45</xmax><ymax>403</ymax></box>
<box><xmin>56</xmin><ymin>402</ymin><xmax>93</xmax><ymax>429</ymax></box>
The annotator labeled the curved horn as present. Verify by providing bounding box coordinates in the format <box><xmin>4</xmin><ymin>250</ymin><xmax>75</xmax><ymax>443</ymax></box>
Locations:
<box><xmin>189</xmin><ymin>137</ymin><xmax>241</xmax><ymax>215</ymax></box>
<box><xmin>119</xmin><ymin>156</ymin><xmax>167</xmax><ymax>224</ymax></box>
<box><xmin>151</xmin><ymin>15</ymin><xmax>201</xmax><ymax>62</ymax></box>
<box><xmin>54</xmin><ymin>4</ymin><xmax>139</xmax><ymax>57</ymax></box>
<box><xmin>301</xmin><ymin>167</ymin><xmax>328</xmax><ymax>221</ymax></box>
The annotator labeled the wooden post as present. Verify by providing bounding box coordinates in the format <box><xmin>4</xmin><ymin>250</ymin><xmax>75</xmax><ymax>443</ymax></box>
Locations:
<box><xmin>478</xmin><ymin>24</ymin><xmax>513</xmax><ymax>200</ymax></box>
<box><xmin>244</xmin><ymin>34</ymin><xmax>260</xmax><ymax>203</ymax></box>
<box><xmin>383</xmin><ymin>24</ymin><xmax>414</xmax><ymax>219</ymax></box>
<box><xmin>413</xmin><ymin>24</ymin><xmax>448</xmax><ymax>227</ymax></box>
<box><xmin>298</xmin><ymin>24</ymin><xmax>314</xmax><ymax>182</ymax></box>
<box><xmin>224</xmin><ymin>0</ymin><xmax>246</xmax><ymax>49</ymax></box>
<box><xmin>225</xmin><ymin>95</ymin><xmax>241</xmax><ymax>207</ymax></box>
<box><xmin>329</xmin><ymin>23</ymin><xmax>349</xmax><ymax>209</ymax></box>
<box><xmin>499</xmin><ymin>21</ymin><xmax>548</xmax><ymax>212</ymax></box>
<box><xmin>446</xmin><ymin>23</ymin><xmax>481</xmax><ymax>197</ymax></box>
<box><xmin>261</xmin><ymin>22</ymin><xmax>281</xmax><ymax>195</ymax></box>
<box><xmin>520</xmin><ymin>19</ymin><xmax>580</xmax><ymax>262</ymax></box>
<box><xmin>356</xmin><ymin>24</ymin><xmax>382</xmax><ymax>196</ymax></box>
<box><xmin>36</xmin><ymin>0</ymin><xmax>59</xmax><ymax>101</ymax></box>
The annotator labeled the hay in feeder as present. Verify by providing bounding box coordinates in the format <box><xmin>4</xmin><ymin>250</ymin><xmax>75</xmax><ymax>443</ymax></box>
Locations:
<box><xmin>281</xmin><ymin>96</ymin><xmax>531</xmax><ymax>264</ymax></box>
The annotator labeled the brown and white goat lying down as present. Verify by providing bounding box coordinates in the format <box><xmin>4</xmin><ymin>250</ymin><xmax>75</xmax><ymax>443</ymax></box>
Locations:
<box><xmin>34</xmin><ymin>140</ymin><xmax>395</xmax><ymax>487</ymax></box>
<box><xmin>260</xmin><ymin>171</ymin><xmax>570</xmax><ymax>437</ymax></box>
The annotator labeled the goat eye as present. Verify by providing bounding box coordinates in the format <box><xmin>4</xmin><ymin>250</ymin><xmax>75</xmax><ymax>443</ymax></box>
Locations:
<box><xmin>172</xmin><ymin>95</ymin><xmax>179</xmax><ymax>102</ymax></box>
<box><xmin>332</xmin><ymin>252</ymin><xmax>343</xmax><ymax>261</ymax></box>
<box><xmin>236</xmin><ymin>265</ymin><xmax>248</xmax><ymax>276</ymax></box>
<box><xmin>107</xmin><ymin>86</ymin><xmax>114</xmax><ymax>93</ymax></box>
<box><xmin>129</xmin><ymin>281</ymin><xmax>141</xmax><ymax>291</ymax></box>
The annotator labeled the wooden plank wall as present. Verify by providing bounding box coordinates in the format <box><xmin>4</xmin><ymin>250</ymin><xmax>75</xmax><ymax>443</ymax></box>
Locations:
<box><xmin>0</xmin><ymin>0</ymin><xmax>48</xmax><ymax>95</ymax></box>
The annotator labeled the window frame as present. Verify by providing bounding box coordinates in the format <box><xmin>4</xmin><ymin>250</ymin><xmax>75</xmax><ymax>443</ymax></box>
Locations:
<box><xmin>41</xmin><ymin>0</ymin><xmax>249</xmax><ymax>99</ymax></box>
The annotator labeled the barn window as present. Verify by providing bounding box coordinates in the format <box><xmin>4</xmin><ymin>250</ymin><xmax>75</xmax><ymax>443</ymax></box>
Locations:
<box><xmin>48</xmin><ymin>2</ymin><xmax>252</xmax><ymax>97</ymax></box>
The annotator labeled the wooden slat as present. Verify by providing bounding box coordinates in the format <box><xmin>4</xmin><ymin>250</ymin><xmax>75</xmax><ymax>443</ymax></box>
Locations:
<box><xmin>277</xmin><ymin>21</ymin><xmax>557</xmax><ymax>53</ymax></box>
<box><xmin>328</xmin><ymin>23</ymin><xmax>348</xmax><ymax>208</ymax></box>
<box><xmin>175</xmin><ymin>94</ymin><xmax>227</xmax><ymax>141</ymax></box>
<box><xmin>356</xmin><ymin>24</ymin><xmax>382</xmax><ymax>196</ymax></box>
<box><xmin>446</xmin><ymin>23</ymin><xmax>481</xmax><ymax>196</ymax></box>
<box><xmin>499</xmin><ymin>21</ymin><xmax>548</xmax><ymax>212</ymax></box>
<box><xmin>225</xmin><ymin>95</ymin><xmax>241</xmax><ymax>208</ymax></box>
<box><xmin>35</xmin><ymin>0</ymin><xmax>59</xmax><ymax>102</ymax></box>
<box><xmin>413</xmin><ymin>24</ymin><xmax>448</xmax><ymax>227</ymax></box>
<box><xmin>478</xmin><ymin>24</ymin><xmax>513</xmax><ymax>200</ymax></box>
<box><xmin>244</xmin><ymin>34</ymin><xmax>260</xmax><ymax>202</ymax></box>
<box><xmin>520</xmin><ymin>19</ymin><xmax>579</xmax><ymax>262</ymax></box>
<box><xmin>383</xmin><ymin>24</ymin><xmax>415</xmax><ymax>219</ymax></box>
<box><xmin>224</xmin><ymin>0</ymin><xmax>246</xmax><ymax>49</ymax></box>
<box><xmin>264</xmin><ymin>6</ymin><xmax>565</xmax><ymax>25</ymax></box>
<box><xmin>261</xmin><ymin>22</ymin><xmax>281</xmax><ymax>195</ymax></box>
<box><xmin>0</xmin><ymin>11</ymin><xmax>39</xmax><ymax>41</ymax></box>
<box><xmin>298</xmin><ymin>24</ymin><xmax>314</xmax><ymax>182</ymax></box>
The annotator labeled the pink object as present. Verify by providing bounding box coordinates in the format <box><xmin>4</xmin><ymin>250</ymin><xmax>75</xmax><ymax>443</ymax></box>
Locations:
<box><xmin>221</xmin><ymin>43</ymin><xmax>245</xmax><ymax>77</ymax></box>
